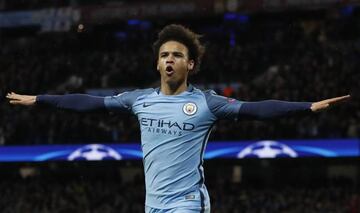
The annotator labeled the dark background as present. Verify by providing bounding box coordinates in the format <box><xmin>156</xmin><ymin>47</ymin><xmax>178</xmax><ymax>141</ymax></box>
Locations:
<box><xmin>0</xmin><ymin>0</ymin><xmax>359</xmax><ymax>212</ymax></box>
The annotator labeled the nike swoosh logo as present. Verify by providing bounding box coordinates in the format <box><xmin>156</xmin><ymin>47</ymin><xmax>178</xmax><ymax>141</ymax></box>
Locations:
<box><xmin>143</xmin><ymin>103</ymin><xmax>151</xmax><ymax>108</ymax></box>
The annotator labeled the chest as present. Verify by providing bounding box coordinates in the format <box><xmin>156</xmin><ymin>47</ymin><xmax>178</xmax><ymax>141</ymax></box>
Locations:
<box><xmin>133</xmin><ymin>96</ymin><xmax>215</xmax><ymax>131</ymax></box>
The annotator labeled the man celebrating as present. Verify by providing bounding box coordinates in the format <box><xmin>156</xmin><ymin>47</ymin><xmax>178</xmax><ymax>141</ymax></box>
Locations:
<box><xmin>7</xmin><ymin>24</ymin><xmax>350</xmax><ymax>213</ymax></box>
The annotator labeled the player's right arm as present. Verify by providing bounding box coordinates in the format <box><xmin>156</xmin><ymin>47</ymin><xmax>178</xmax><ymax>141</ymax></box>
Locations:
<box><xmin>6</xmin><ymin>89</ymin><xmax>153</xmax><ymax>113</ymax></box>
<box><xmin>6</xmin><ymin>92</ymin><xmax>106</xmax><ymax>112</ymax></box>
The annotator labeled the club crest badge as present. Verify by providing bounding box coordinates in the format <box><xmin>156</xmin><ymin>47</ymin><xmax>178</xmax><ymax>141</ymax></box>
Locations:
<box><xmin>183</xmin><ymin>103</ymin><xmax>197</xmax><ymax>116</ymax></box>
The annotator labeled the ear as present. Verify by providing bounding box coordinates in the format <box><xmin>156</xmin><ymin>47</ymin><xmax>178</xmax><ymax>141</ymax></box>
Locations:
<box><xmin>156</xmin><ymin>60</ymin><xmax>160</xmax><ymax>72</ymax></box>
<box><xmin>187</xmin><ymin>60</ymin><xmax>195</xmax><ymax>73</ymax></box>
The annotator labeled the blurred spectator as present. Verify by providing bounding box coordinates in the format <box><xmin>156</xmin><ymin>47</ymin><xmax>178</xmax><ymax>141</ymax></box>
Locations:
<box><xmin>0</xmin><ymin>172</ymin><xmax>357</xmax><ymax>213</ymax></box>
<box><xmin>1</xmin><ymin>10</ymin><xmax>359</xmax><ymax>145</ymax></box>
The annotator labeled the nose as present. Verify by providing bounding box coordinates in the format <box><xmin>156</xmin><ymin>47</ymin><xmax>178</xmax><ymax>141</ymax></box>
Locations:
<box><xmin>166</xmin><ymin>60</ymin><xmax>174</xmax><ymax>65</ymax></box>
<box><xmin>166</xmin><ymin>55</ymin><xmax>175</xmax><ymax>64</ymax></box>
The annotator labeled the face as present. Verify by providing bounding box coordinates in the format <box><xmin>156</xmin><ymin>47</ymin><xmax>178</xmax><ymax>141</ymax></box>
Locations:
<box><xmin>157</xmin><ymin>40</ymin><xmax>194</xmax><ymax>86</ymax></box>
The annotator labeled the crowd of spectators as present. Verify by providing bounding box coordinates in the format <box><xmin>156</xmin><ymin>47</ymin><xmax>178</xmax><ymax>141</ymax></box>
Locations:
<box><xmin>0</xmin><ymin>0</ymin><xmax>74</xmax><ymax>11</ymax></box>
<box><xmin>0</xmin><ymin>169</ymin><xmax>358</xmax><ymax>213</ymax></box>
<box><xmin>0</xmin><ymin>175</ymin><xmax>145</xmax><ymax>213</ymax></box>
<box><xmin>0</xmin><ymin>0</ymin><xmax>122</xmax><ymax>11</ymax></box>
<box><xmin>1</xmin><ymin>10</ymin><xmax>359</xmax><ymax>145</ymax></box>
<box><xmin>1</xmin><ymin>5</ymin><xmax>359</xmax><ymax>213</ymax></box>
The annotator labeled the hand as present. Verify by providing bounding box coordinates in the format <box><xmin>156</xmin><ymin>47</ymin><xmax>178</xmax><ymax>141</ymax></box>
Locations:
<box><xmin>311</xmin><ymin>95</ymin><xmax>351</xmax><ymax>112</ymax></box>
<box><xmin>6</xmin><ymin>92</ymin><xmax>37</xmax><ymax>106</ymax></box>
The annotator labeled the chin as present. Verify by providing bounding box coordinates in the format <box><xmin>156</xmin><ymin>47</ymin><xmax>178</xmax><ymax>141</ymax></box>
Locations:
<box><xmin>165</xmin><ymin>78</ymin><xmax>178</xmax><ymax>85</ymax></box>
<box><xmin>164</xmin><ymin>77</ymin><xmax>182</xmax><ymax>86</ymax></box>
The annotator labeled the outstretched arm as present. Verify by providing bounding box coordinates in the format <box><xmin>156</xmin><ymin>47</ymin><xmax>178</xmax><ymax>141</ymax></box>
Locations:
<box><xmin>239</xmin><ymin>95</ymin><xmax>350</xmax><ymax>120</ymax></box>
<box><xmin>204</xmin><ymin>90</ymin><xmax>351</xmax><ymax>121</ymax></box>
<box><xmin>6</xmin><ymin>92</ymin><xmax>106</xmax><ymax>112</ymax></box>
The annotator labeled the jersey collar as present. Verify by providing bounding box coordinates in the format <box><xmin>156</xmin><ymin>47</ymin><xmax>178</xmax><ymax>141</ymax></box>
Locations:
<box><xmin>156</xmin><ymin>84</ymin><xmax>194</xmax><ymax>95</ymax></box>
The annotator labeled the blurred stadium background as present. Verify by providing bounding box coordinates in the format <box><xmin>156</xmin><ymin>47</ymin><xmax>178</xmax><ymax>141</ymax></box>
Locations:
<box><xmin>0</xmin><ymin>0</ymin><xmax>359</xmax><ymax>212</ymax></box>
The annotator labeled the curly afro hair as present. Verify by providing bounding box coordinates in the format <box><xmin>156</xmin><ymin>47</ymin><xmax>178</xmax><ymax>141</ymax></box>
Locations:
<box><xmin>153</xmin><ymin>24</ymin><xmax>205</xmax><ymax>74</ymax></box>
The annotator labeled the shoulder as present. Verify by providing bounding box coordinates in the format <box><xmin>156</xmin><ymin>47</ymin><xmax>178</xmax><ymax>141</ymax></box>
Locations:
<box><xmin>123</xmin><ymin>88</ymin><xmax>155</xmax><ymax>97</ymax></box>
<box><xmin>114</xmin><ymin>88</ymin><xmax>155</xmax><ymax>99</ymax></box>
<box><xmin>197</xmin><ymin>89</ymin><xmax>244</xmax><ymax>120</ymax></box>
<box><xmin>201</xmin><ymin>89</ymin><xmax>217</xmax><ymax>97</ymax></box>
<box><xmin>200</xmin><ymin>89</ymin><xmax>225</xmax><ymax>102</ymax></box>
<box><xmin>191</xmin><ymin>88</ymin><xmax>227</xmax><ymax>105</ymax></box>
<box><xmin>190</xmin><ymin>86</ymin><xmax>216</xmax><ymax>96</ymax></box>
<box><xmin>118</xmin><ymin>88</ymin><xmax>156</xmax><ymax>103</ymax></box>
<box><xmin>193</xmin><ymin>89</ymin><xmax>223</xmax><ymax>110</ymax></box>
<box><xmin>104</xmin><ymin>88</ymin><xmax>156</xmax><ymax>110</ymax></box>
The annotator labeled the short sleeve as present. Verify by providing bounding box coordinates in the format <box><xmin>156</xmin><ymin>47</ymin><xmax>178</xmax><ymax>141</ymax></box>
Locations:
<box><xmin>104</xmin><ymin>89</ymin><xmax>154</xmax><ymax>113</ymax></box>
<box><xmin>204</xmin><ymin>90</ymin><xmax>243</xmax><ymax>120</ymax></box>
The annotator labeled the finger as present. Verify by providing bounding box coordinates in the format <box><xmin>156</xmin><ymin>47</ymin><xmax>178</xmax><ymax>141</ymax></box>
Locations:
<box><xmin>9</xmin><ymin>100</ymin><xmax>20</xmax><ymax>105</ymax></box>
<box><xmin>6</xmin><ymin>95</ymin><xmax>17</xmax><ymax>99</ymax></box>
<box><xmin>326</xmin><ymin>95</ymin><xmax>351</xmax><ymax>104</ymax></box>
<box><xmin>9</xmin><ymin>94</ymin><xmax>21</xmax><ymax>100</ymax></box>
<box><xmin>6</xmin><ymin>95</ymin><xmax>19</xmax><ymax>100</ymax></box>
<box><xmin>10</xmin><ymin>93</ymin><xmax>18</xmax><ymax>97</ymax></box>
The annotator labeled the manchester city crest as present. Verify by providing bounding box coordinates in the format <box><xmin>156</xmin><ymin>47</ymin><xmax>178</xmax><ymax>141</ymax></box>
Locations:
<box><xmin>183</xmin><ymin>103</ymin><xmax>197</xmax><ymax>116</ymax></box>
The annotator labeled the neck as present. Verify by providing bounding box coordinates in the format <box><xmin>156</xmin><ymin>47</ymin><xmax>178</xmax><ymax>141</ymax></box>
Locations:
<box><xmin>160</xmin><ymin>79</ymin><xmax>188</xmax><ymax>95</ymax></box>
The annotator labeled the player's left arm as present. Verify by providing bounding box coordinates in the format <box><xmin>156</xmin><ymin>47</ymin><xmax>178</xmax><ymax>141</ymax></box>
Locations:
<box><xmin>204</xmin><ymin>90</ymin><xmax>350</xmax><ymax>120</ymax></box>
<box><xmin>239</xmin><ymin>95</ymin><xmax>351</xmax><ymax>120</ymax></box>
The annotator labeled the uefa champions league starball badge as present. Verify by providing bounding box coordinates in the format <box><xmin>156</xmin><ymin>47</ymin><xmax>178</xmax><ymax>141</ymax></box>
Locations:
<box><xmin>183</xmin><ymin>103</ymin><xmax>197</xmax><ymax>116</ymax></box>
<box><xmin>237</xmin><ymin>141</ymin><xmax>298</xmax><ymax>159</ymax></box>
<box><xmin>67</xmin><ymin>144</ymin><xmax>122</xmax><ymax>161</ymax></box>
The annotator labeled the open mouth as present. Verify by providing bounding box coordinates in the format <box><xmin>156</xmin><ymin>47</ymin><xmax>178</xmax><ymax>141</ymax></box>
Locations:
<box><xmin>165</xmin><ymin>66</ymin><xmax>174</xmax><ymax>75</ymax></box>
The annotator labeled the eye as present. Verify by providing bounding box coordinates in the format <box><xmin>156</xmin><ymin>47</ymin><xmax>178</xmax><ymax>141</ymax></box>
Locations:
<box><xmin>174</xmin><ymin>53</ymin><xmax>184</xmax><ymax>58</ymax></box>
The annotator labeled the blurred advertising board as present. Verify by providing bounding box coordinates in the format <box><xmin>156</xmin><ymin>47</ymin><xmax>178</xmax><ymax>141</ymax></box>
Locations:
<box><xmin>0</xmin><ymin>139</ymin><xmax>358</xmax><ymax>162</ymax></box>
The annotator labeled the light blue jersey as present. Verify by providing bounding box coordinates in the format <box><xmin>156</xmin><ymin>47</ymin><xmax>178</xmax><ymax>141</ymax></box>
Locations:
<box><xmin>104</xmin><ymin>85</ymin><xmax>243</xmax><ymax>210</ymax></box>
